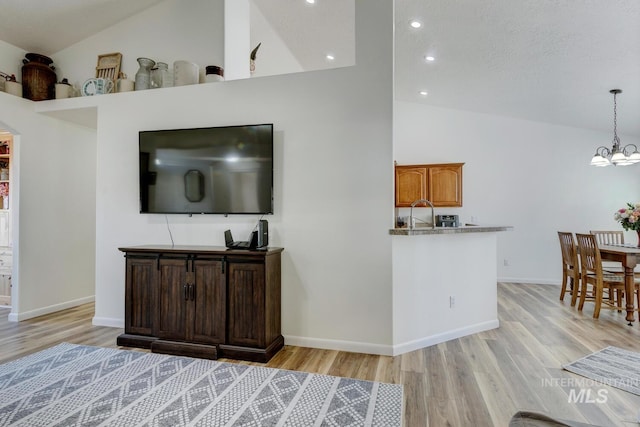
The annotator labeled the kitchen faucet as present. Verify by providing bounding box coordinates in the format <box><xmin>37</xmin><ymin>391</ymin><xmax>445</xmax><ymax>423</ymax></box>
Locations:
<box><xmin>409</xmin><ymin>199</ymin><xmax>435</xmax><ymax>229</ymax></box>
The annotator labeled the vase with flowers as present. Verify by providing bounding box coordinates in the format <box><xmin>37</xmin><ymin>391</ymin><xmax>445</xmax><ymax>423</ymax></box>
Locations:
<box><xmin>614</xmin><ymin>202</ymin><xmax>640</xmax><ymax>246</ymax></box>
<box><xmin>0</xmin><ymin>183</ymin><xmax>8</xmax><ymax>210</ymax></box>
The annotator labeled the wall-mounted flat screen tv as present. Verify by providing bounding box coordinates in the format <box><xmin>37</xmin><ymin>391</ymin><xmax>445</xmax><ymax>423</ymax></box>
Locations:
<box><xmin>139</xmin><ymin>124</ymin><xmax>273</xmax><ymax>215</ymax></box>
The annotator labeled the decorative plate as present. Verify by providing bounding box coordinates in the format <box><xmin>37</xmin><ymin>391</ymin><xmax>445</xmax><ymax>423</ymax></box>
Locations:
<box><xmin>81</xmin><ymin>78</ymin><xmax>98</xmax><ymax>96</ymax></box>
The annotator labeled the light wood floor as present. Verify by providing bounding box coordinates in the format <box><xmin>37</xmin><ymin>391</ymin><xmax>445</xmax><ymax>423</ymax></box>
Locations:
<box><xmin>2</xmin><ymin>283</ymin><xmax>640</xmax><ymax>426</ymax></box>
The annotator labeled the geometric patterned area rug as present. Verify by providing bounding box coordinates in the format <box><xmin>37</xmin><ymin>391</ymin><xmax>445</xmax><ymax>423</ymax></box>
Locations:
<box><xmin>562</xmin><ymin>346</ymin><xmax>640</xmax><ymax>396</ymax></box>
<box><xmin>0</xmin><ymin>343</ymin><xmax>403</xmax><ymax>426</ymax></box>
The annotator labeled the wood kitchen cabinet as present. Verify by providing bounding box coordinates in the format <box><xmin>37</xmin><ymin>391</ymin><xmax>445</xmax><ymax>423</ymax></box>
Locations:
<box><xmin>395</xmin><ymin>166</ymin><xmax>427</xmax><ymax>207</ymax></box>
<box><xmin>117</xmin><ymin>245</ymin><xmax>283</xmax><ymax>362</ymax></box>
<box><xmin>395</xmin><ymin>163</ymin><xmax>463</xmax><ymax>207</ymax></box>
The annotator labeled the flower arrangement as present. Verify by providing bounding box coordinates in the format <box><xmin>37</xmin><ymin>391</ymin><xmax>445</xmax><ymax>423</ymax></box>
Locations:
<box><xmin>0</xmin><ymin>183</ymin><xmax>8</xmax><ymax>198</ymax></box>
<box><xmin>614</xmin><ymin>203</ymin><xmax>640</xmax><ymax>231</ymax></box>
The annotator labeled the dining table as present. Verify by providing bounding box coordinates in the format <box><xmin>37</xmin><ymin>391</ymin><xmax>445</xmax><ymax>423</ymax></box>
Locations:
<box><xmin>599</xmin><ymin>243</ymin><xmax>640</xmax><ymax>324</ymax></box>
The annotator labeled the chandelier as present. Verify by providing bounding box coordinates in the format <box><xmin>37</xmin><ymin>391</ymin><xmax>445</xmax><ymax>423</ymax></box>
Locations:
<box><xmin>590</xmin><ymin>89</ymin><xmax>640</xmax><ymax>166</ymax></box>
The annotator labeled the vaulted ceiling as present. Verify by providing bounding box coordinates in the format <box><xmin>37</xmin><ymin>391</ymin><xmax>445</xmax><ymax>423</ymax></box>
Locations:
<box><xmin>394</xmin><ymin>0</ymin><xmax>640</xmax><ymax>138</ymax></box>
<box><xmin>0</xmin><ymin>0</ymin><xmax>638</xmax><ymax>137</ymax></box>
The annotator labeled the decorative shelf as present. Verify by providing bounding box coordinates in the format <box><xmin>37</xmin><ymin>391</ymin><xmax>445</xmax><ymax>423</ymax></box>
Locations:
<box><xmin>6</xmin><ymin>79</ymin><xmax>228</xmax><ymax>130</ymax></box>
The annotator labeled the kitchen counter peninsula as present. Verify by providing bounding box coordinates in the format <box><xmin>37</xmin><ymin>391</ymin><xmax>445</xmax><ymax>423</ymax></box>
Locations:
<box><xmin>389</xmin><ymin>224</ymin><xmax>512</xmax><ymax>236</ymax></box>
<box><xmin>390</xmin><ymin>224</ymin><xmax>512</xmax><ymax>356</ymax></box>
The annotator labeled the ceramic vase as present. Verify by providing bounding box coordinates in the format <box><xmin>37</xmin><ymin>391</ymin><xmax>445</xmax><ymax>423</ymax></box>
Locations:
<box><xmin>22</xmin><ymin>53</ymin><xmax>57</xmax><ymax>100</ymax></box>
<box><xmin>173</xmin><ymin>60</ymin><xmax>199</xmax><ymax>86</ymax></box>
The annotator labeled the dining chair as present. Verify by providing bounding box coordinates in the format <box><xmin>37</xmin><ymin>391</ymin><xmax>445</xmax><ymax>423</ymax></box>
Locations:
<box><xmin>590</xmin><ymin>230</ymin><xmax>640</xmax><ymax>279</ymax></box>
<box><xmin>590</xmin><ymin>230</ymin><xmax>625</xmax><ymax>272</ymax></box>
<box><xmin>575</xmin><ymin>233</ymin><xmax>640</xmax><ymax>318</ymax></box>
<box><xmin>590</xmin><ymin>230</ymin><xmax>627</xmax><ymax>306</ymax></box>
<box><xmin>557</xmin><ymin>232</ymin><xmax>580</xmax><ymax>306</ymax></box>
<box><xmin>590</xmin><ymin>230</ymin><xmax>624</xmax><ymax>246</ymax></box>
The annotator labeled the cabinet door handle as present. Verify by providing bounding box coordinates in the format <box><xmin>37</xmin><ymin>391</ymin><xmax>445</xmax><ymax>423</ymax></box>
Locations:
<box><xmin>183</xmin><ymin>284</ymin><xmax>189</xmax><ymax>301</ymax></box>
<box><xmin>189</xmin><ymin>283</ymin><xmax>195</xmax><ymax>301</ymax></box>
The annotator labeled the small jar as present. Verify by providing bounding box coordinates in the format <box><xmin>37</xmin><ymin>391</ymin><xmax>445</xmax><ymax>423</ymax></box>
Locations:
<box><xmin>205</xmin><ymin>65</ymin><xmax>224</xmax><ymax>83</ymax></box>
<box><xmin>4</xmin><ymin>75</ymin><xmax>22</xmax><ymax>97</ymax></box>
<box><xmin>151</xmin><ymin>62</ymin><xmax>172</xmax><ymax>88</ymax></box>
<box><xmin>116</xmin><ymin>73</ymin><xmax>134</xmax><ymax>92</ymax></box>
<box><xmin>55</xmin><ymin>77</ymin><xmax>72</xmax><ymax>99</ymax></box>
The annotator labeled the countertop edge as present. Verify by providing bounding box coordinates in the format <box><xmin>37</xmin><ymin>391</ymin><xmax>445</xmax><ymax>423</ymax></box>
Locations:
<box><xmin>389</xmin><ymin>225</ymin><xmax>513</xmax><ymax>236</ymax></box>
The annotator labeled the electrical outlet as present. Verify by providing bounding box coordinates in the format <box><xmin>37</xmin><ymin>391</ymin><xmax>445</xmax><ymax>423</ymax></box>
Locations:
<box><xmin>449</xmin><ymin>295</ymin><xmax>455</xmax><ymax>308</ymax></box>
<box><xmin>470</xmin><ymin>216</ymin><xmax>478</xmax><ymax>224</ymax></box>
<box><xmin>503</xmin><ymin>259</ymin><xmax>509</xmax><ymax>267</ymax></box>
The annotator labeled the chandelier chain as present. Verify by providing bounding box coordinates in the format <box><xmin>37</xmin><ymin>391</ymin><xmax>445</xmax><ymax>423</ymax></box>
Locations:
<box><xmin>613</xmin><ymin>91</ymin><xmax>618</xmax><ymax>142</ymax></box>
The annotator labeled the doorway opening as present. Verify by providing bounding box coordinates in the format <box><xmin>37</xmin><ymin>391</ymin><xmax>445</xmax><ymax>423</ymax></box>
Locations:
<box><xmin>0</xmin><ymin>129</ymin><xmax>14</xmax><ymax>309</ymax></box>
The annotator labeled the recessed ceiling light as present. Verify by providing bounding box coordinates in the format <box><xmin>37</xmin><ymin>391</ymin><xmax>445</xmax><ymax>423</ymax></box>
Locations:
<box><xmin>425</xmin><ymin>56</ymin><xmax>435</xmax><ymax>62</ymax></box>
<box><xmin>409</xmin><ymin>20</ymin><xmax>422</xmax><ymax>29</ymax></box>
<box><xmin>419</xmin><ymin>91</ymin><xmax>428</xmax><ymax>96</ymax></box>
<box><xmin>306</xmin><ymin>0</ymin><xmax>316</xmax><ymax>4</ymax></box>
<box><xmin>326</xmin><ymin>54</ymin><xmax>335</xmax><ymax>61</ymax></box>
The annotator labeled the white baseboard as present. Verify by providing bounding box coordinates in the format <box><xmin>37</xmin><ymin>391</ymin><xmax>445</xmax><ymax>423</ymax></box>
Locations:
<box><xmin>498</xmin><ymin>276</ymin><xmax>560</xmax><ymax>286</ymax></box>
<box><xmin>391</xmin><ymin>319</ymin><xmax>500</xmax><ymax>356</ymax></box>
<box><xmin>285</xmin><ymin>320</ymin><xmax>500</xmax><ymax>357</ymax></box>
<box><xmin>283</xmin><ymin>335</ymin><xmax>394</xmax><ymax>356</ymax></box>
<box><xmin>7</xmin><ymin>295</ymin><xmax>95</xmax><ymax>322</ymax></box>
<box><xmin>92</xmin><ymin>317</ymin><xmax>124</xmax><ymax>328</ymax></box>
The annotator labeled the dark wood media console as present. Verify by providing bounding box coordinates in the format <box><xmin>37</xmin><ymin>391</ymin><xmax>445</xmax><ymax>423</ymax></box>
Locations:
<box><xmin>117</xmin><ymin>245</ymin><xmax>284</xmax><ymax>362</ymax></box>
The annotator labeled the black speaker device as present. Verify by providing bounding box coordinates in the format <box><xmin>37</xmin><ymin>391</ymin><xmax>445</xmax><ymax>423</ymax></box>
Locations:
<box><xmin>257</xmin><ymin>219</ymin><xmax>268</xmax><ymax>248</ymax></box>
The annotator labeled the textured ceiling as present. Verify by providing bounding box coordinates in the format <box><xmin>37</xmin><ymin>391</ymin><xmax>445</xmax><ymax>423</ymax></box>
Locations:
<box><xmin>395</xmin><ymin>0</ymin><xmax>640</xmax><ymax>137</ymax></box>
<box><xmin>0</xmin><ymin>0</ymin><xmax>638</xmax><ymax>138</ymax></box>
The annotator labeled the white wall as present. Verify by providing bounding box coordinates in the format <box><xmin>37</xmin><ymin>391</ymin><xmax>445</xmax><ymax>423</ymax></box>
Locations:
<box><xmin>0</xmin><ymin>92</ymin><xmax>96</xmax><ymax>320</ymax></box>
<box><xmin>58</xmin><ymin>0</ymin><xmax>393</xmax><ymax>353</ymax></box>
<box><xmin>394</xmin><ymin>100</ymin><xmax>640</xmax><ymax>285</ymax></box>
<box><xmin>392</xmin><ymin>232</ymin><xmax>499</xmax><ymax>354</ymax></box>
<box><xmin>0</xmin><ymin>40</ymin><xmax>25</xmax><ymax>85</ymax></box>
<box><xmin>224</xmin><ymin>0</ymin><xmax>251</xmax><ymax>80</ymax></box>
